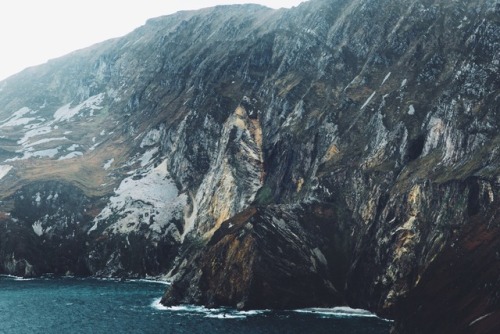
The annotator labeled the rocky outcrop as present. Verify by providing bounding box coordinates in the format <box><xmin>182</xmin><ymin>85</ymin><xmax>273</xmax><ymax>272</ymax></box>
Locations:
<box><xmin>389</xmin><ymin>208</ymin><xmax>500</xmax><ymax>334</ymax></box>
<box><xmin>0</xmin><ymin>181</ymin><xmax>93</xmax><ymax>276</ymax></box>
<box><xmin>162</xmin><ymin>204</ymin><xmax>350</xmax><ymax>309</ymax></box>
<box><xmin>0</xmin><ymin>0</ymin><xmax>498</xmax><ymax>333</ymax></box>
<box><xmin>161</xmin><ymin>0</ymin><xmax>500</xmax><ymax>333</ymax></box>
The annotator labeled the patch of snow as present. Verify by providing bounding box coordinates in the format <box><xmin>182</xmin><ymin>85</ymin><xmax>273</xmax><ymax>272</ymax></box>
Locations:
<box><xmin>8</xmin><ymin>148</ymin><xmax>60</xmax><ymax>161</ymax></box>
<box><xmin>0</xmin><ymin>107</ymin><xmax>36</xmax><ymax>128</ymax></box>
<box><xmin>361</xmin><ymin>91</ymin><xmax>376</xmax><ymax>110</ymax></box>
<box><xmin>92</xmin><ymin>159</ymin><xmax>187</xmax><ymax>236</ymax></box>
<box><xmin>103</xmin><ymin>158</ymin><xmax>114</xmax><ymax>170</ymax></box>
<box><xmin>89</xmin><ymin>141</ymin><xmax>101</xmax><ymax>151</ymax></box>
<box><xmin>53</xmin><ymin>93</ymin><xmax>104</xmax><ymax>122</ymax></box>
<box><xmin>140</xmin><ymin>127</ymin><xmax>163</xmax><ymax>148</ymax></box>
<box><xmin>0</xmin><ymin>116</ymin><xmax>37</xmax><ymax>128</ymax></box>
<box><xmin>53</xmin><ymin>104</ymin><xmax>74</xmax><ymax>122</ymax></box>
<box><xmin>0</xmin><ymin>165</ymin><xmax>13</xmax><ymax>180</ymax></box>
<box><xmin>66</xmin><ymin>144</ymin><xmax>79</xmax><ymax>151</ymax></box>
<box><xmin>408</xmin><ymin>105</ymin><xmax>415</xmax><ymax>115</ymax></box>
<box><xmin>32</xmin><ymin>148</ymin><xmax>59</xmax><ymax>158</ymax></box>
<box><xmin>32</xmin><ymin>222</ymin><xmax>44</xmax><ymax>237</ymax></box>
<box><xmin>18</xmin><ymin>125</ymin><xmax>52</xmax><ymax>145</ymax></box>
<box><xmin>381</xmin><ymin>72</ymin><xmax>391</xmax><ymax>86</ymax></box>
<box><xmin>140</xmin><ymin>148</ymin><xmax>158</xmax><ymax>167</ymax></box>
<box><xmin>58</xmin><ymin>151</ymin><xmax>83</xmax><ymax>160</ymax></box>
<box><xmin>400</xmin><ymin>79</ymin><xmax>407</xmax><ymax>88</ymax></box>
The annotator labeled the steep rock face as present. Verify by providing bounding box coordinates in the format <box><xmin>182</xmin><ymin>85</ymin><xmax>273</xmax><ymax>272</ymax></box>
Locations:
<box><xmin>160</xmin><ymin>0</ymin><xmax>499</xmax><ymax>333</ymax></box>
<box><xmin>163</xmin><ymin>204</ymin><xmax>350</xmax><ymax>309</ymax></box>
<box><xmin>390</xmin><ymin>203</ymin><xmax>500</xmax><ymax>334</ymax></box>
<box><xmin>0</xmin><ymin>0</ymin><xmax>498</xmax><ymax>333</ymax></box>
<box><xmin>0</xmin><ymin>4</ymin><xmax>277</xmax><ymax>277</ymax></box>
<box><xmin>0</xmin><ymin>181</ymin><xmax>94</xmax><ymax>276</ymax></box>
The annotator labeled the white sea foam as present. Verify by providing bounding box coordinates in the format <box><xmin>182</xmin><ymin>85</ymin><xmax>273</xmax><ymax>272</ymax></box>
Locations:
<box><xmin>129</xmin><ymin>278</ymin><xmax>171</xmax><ymax>285</ymax></box>
<box><xmin>294</xmin><ymin>307</ymin><xmax>379</xmax><ymax>318</ymax></box>
<box><xmin>151</xmin><ymin>300</ymin><xmax>268</xmax><ymax>319</ymax></box>
<box><xmin>0</xmin><ymin>274</ymin><xmax>35</xmax><ymax>281</ymax></box>
<box><xmin>151</xmin><ymin>298</ymin><xmax>169</xmax><ymax>310</ymax></box>
<box><xmin>14</xmin><ymin>277</ymin><xmax>36</xmax><ymax>281</ymax></box>
<box><xmin>204</xmin><ymin>313</ymin><xmax>247</xmax><ymax>319</ymax></box>
<box><xmin>151</xmin><ymin>301</ymin><xmax>212</xmax><ymax>313</ymax></box>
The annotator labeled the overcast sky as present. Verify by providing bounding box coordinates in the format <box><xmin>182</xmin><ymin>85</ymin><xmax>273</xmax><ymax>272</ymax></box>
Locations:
<box><xmin>0</xmin><ymin>0</ymin><xmax>306</xmax><ymax>81</ymax></box>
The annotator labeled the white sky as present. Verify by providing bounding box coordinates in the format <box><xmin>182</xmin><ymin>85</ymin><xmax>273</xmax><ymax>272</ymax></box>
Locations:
<box><xmin>0</xmin><ymin>0</ymin><xmax>306</xmax><ymax>81</ymax></box>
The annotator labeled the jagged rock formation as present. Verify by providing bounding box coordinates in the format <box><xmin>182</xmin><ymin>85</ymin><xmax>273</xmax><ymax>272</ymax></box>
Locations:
<box><xmin>0</xmin><ymin>0</ymin><xmax>498</xmax><ymax>333</ymax></box>
<box><xmin>163</xmin><ymin>204</ymin><xmax>348</xmax><ymax>310</ymax></box>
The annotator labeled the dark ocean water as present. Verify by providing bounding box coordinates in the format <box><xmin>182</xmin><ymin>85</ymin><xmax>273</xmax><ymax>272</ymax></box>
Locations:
<box><xmin>0</xmin><ymin>276</ymin><xmax>391</xmax><ymax>334</ymax></box>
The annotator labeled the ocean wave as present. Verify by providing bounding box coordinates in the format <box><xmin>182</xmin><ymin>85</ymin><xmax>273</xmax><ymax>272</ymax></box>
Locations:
<box><xmin>129</xmin><ymin>278</ymin><xmax>171</xmax><ymax>285</ymax></box>
<box><xmin>0</xmin><ymin>274</ymin><xmax>36</xmax><ymax>281</ymax></box>
<box><xmin>204</xmin><ymin>313</ymin><xmax>247</xmax><ymax>319</ymax></box>
<box><xmin>293</xmin><ymin>307</ymin><xmax>379</xmax><ymax>318</ymax></box>
<box><xmin>151</xmin><ymin>299</ymin><xmax>268</xmax><ymax>319</ymax></box>
<box><xmin>151</xmin><ymin>299</ymin><xmax>384</xmax><ymax>321</ymax></box>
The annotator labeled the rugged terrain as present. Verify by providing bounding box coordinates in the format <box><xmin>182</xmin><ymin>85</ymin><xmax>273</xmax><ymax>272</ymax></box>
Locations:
<box><xmin>0</xmin><ymin>0</ymin><xmax>498</xmax><ymax>333</ymax></box>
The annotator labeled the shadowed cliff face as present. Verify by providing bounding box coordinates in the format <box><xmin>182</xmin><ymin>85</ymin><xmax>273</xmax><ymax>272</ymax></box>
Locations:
<box><xmin>162</xmin><ymin>204</ymin><xmax>350</xmax><ymax>310</ymax></box>
<box><xmin>0</xmin><ymin>0</ymin><xmax>498</xmax><ymax>333</ymax></box>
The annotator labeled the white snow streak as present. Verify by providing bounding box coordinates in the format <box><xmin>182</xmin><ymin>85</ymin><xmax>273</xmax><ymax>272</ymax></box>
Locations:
<box><xmin>381</xmin><ymin>72</ymin><xmax>391</xmax><ymax>86</ymax></box>
<box><xmin>469</xmin><ymin>313</ymin><xmax>493</xmax><ymax>327</ymax></box>
<box><xmin>0</xmin><ymin>165</ymin><xmax>13</xmax><ymax>180</ymax></box>
<box><xmin>18</xmin><ymin>125</ymin><xmax>53</xmax><ymax>145</ymax></box>
<box><xmin>361</xmin><ymin>91</ymin><xmax>376</xmax><ymax>110</ymax></box>
<box><xmin>103</xmin><ymin>158</ymin><xmax>114</xmax><ymax>170</ymax></box>
<box><xmin>25</xmin><ymin>137</ymin><xmax>68</xmax><ymax>148</ymax></box>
